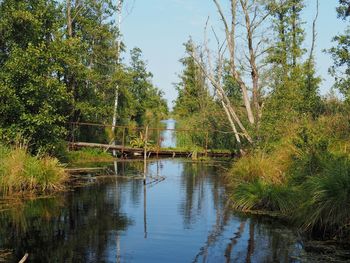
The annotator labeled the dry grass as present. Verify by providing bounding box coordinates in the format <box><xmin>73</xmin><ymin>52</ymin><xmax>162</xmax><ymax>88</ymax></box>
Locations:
<box><xmin>229</xmin><ymin>141</ymin><xmax>296</xmax><ymax>186</ymax></box>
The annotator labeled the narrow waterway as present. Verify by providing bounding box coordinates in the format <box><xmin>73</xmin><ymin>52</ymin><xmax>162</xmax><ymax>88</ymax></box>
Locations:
<box><xmin>0</xmin><ymin>120</ymin><xmax>322</xmax><ymax>262</ymax></box>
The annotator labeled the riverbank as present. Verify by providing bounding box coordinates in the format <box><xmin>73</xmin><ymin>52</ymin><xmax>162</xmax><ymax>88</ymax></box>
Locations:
<box><xmin>226</xmin><ymin>115</ymin><xmax>350</xmax><ymax>243</ymax></box>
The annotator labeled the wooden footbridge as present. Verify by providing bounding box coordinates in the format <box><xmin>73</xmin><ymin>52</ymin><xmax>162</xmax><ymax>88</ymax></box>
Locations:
<box><xmin>68</xmin><ymin>122</ymin><xmax>234</xmax><ymax>158</ymax></box>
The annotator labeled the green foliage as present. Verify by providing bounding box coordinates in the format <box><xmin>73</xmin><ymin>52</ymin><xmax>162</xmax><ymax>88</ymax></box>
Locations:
<box><xmin>262</xmin><ymin>0</ymin><xmax>322</xmax><ymax>142</ymax></box>
<box><xmin>130</xmin><ymin>132</ymin><xmax>154</xmax><ymax>148</ymax></box>
<box><xmin>295</xmin><ymin>155</ymin><xmax>350</xmax><ymax>237</ymax></box>
<box><xmin>329</xmin><ymin>28</ymin><xmax>350</xmax><ymax>100</ymax></box>
<box><xmin>173</xmin><ymin>39</ymin><xmax>209</xmax><ymax>118</ymax></box>
<box><xmin>127</xmin><ymin>47</ymin><xmax>168</xmax><ymax>126</ymax></box>
<box><xmin>0</xmin><ymin>0</ymin><xmax>71</xmax><ymax>154</ymax></box>
<box><xmin>0</xmin><ymin>0</ymin><xmax>168</xmax><ymax>155</ymax></box>
<box><xmin>335</xmin><ymin>0</ymin><xmax>350</xmax><ymax>20</ymax></box>
<box><xmin>232</xmin><ymin>180</ymin><xmax>296</xmax><ymax>213</ymax></box>
<box><xmin>328</xmin><ymin>1</ymin><xmax>350</xmax><ymax>101</ymax></box>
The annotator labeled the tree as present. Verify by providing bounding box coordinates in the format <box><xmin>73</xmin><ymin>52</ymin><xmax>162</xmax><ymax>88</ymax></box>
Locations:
<box><xmin>329</xmin><ymin>0</ymin><xmax>350</xmax><ymax>100</ymax></box>
<box><xmin>173</xmin><ymin>39</ymin><xmax>209</xmax><ymax>118</ymax></box>
<box><xmin>0</xmin><ymin>0</ymin><xmax>72</xmax><ymax>154</ymax></box>
<box><xmin>260</xmin><ymin>0</ymin><xmax>321</xmax><ymax>141</ymax></box>
<box><xmin>128</xmin><ymin>47</ymin><xmax>168</xmax><ymax>125</ymax></box>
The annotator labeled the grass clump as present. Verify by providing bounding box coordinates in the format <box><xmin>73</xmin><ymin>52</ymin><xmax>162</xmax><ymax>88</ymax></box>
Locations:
<box><xmin>0</xmin><ymin>144</ymin><xmax>67</xmax><ymax>195</ymax></box>
<box><xmin>67</xmin><ymin>148</ymin><xmax>114</xmax><ymax>164</ymax></box>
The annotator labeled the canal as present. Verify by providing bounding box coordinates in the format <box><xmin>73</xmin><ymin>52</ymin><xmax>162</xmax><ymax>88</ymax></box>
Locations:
<box><xmin>0</xmin><ymin>120</ymin><xmax>327</xmax><ymax>262</ymax></box>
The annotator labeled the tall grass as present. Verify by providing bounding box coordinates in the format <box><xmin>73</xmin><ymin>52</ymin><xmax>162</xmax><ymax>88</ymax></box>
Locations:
<box><xmin>0</xmin><ymin>144</ymin><xmax>67</xmax><ymax>195</ymax></box>
<box><xmin>294</xmin><ymin>155</ymin><xmax>350</xmax><ymax>238</ymax></box>
<box><xmin>228</xmin><ymin>116</ymin><xmax>350</xmax><ymax>240</ymax></box>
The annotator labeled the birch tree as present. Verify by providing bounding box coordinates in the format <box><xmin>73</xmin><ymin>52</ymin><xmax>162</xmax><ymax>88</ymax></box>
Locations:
<box><xmin>111</xmin><ymin>0</ymin><xmax>123</xmax><ymax>155</ymax></box>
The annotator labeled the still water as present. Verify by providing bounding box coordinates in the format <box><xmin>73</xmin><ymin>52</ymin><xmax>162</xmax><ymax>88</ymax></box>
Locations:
<box><xmin>0</xmin><ymin>160</ymin><xmax>307</xmax><ymax>263</ymax></box>
<box><xmin>0</xmin><ymin>120</ymin><xmax>318</xmax><ymax>262</ymax></box>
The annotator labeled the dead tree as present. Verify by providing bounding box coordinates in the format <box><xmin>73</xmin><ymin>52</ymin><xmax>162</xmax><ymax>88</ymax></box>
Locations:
<box><xmin>192</xmin><ymin>0</ymin><xmax>271</xmax><ymax>144</ymax></box>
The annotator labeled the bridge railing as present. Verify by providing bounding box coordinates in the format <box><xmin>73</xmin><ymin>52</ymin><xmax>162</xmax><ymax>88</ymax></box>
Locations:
<box><xmin>68</xmin><ymin>122</ymin><xmax>211</xmax><ymax>154</ymax></box>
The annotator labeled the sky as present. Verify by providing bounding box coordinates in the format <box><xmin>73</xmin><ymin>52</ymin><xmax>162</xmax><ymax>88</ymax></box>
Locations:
<box><xmin>120</xmin><ymin>0</ymin><xmax>347</xmax><ymax>109</ymax></box>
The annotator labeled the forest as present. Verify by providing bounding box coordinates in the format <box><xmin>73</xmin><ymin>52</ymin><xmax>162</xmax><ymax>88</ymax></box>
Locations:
<box><xmin>0</xmin><ymin>0</ymin><xmax>350</xmax><ymax>250</ymax></box>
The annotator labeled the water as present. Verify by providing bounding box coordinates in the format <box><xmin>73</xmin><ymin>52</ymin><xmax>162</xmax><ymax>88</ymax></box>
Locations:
<box><xmin>0</xmin><ymin>160</ymin><xmax>307</xmax><ymax>263</ymax></box>
<box><xmin>0</xmin><ymin>120</ymin><xmax>316</xmax><ymax>262</ymax></box>
<box><xmin>160</xmin><ymin>119</ymin><xmax>176</xmax><ymax>148</ymax></box>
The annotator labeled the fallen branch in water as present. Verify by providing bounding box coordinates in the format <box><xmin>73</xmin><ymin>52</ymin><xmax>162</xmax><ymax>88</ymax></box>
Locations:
<box><xmin>19</xmin><ymin>253</ymin><xmax>28</xmax><ymax>263</ymax></box>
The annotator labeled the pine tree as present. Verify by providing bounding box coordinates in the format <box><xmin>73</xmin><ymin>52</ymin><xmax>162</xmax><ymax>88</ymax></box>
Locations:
<box><xmin>173</xmin><ymin>39</ymin><xmax>208</xmax><ymax>118</ymax></box>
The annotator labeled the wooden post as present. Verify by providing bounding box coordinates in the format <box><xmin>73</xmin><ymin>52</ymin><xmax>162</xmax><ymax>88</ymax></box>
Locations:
<box><xmin>157</xmin><ymin>128</ymin><xmax>160</xmax><ymax>158</ymax></box>
<box><xmin>71</xmin><ymin>123</ymin><xmax>75</xmax><ymax>150</ymax></box>
<box><xmin>205</xmin><ymin>131</ymin><xmax>209</xmax><ymax>157</ymax></box>
<box><xmin>143</xmin><ymin>125</ymin><xmax>148</xmax><ymax>184</ymax></box>
<box><xmin>122</xmin><ymin>127</ymin><xmax>125</xmax><ymax>156</ymax></box>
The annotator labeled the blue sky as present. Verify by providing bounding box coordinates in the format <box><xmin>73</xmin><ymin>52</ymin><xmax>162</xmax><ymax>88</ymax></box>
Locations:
<box><xmin>121</xmin><ymin>0</ymin><xmax>346</xmax><ymax>108</ymax></box>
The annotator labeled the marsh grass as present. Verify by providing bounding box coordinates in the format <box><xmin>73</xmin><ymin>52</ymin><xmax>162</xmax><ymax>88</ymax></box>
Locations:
<box><xmin>228</xmin><ymin>118</ymin><xmax>350</xmax><ymax>240</ymax></box>
<box><xmin>67</xmin><ymin>148</ymin><xmax>114</xmax><ymax>164</ymax></box>
<box><xmin>0</xmin><ymin>144</ymin><xmax>67</xmax><ymax>195</ymax></box>
<box><xmin>294</xmin><ymin>155</ymin><xmax>350</xmax><ymax>238</ymax></box>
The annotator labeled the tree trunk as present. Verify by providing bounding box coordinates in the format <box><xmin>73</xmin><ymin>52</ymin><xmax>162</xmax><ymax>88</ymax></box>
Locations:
<box><xmin>213</xmin><ymin>0</ymin><xmax>255</xmax><ymax>125</ymax></box>
<box><xmin>112</xmin><ymin>0</ymin><xmax>123</xmax><ymax>156</ymax></box>
<box><xmin>240</xmin><ymin>0</ymin><xmax>260</xmax><ymax>124</ymax></box>
<box><xmin>67</xmin><ymin>0</ymin><xmax>72</xmax><ymax>38</ymax></box>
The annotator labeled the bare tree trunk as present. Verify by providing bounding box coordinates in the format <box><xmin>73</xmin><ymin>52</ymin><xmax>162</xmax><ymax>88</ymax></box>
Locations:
<box><xmin>240</xmin><ymin>0</ymin><xmax>260</xmax><ymax>123</ymax></box>
<box><xmin>291</xmin><ymin>0</ymin><xmax>297</xmax><ymax>67</ymax></box>
<box><xmin>67</xmin><ymin>0</ymin><xmax>72</xmax><ymax>37</ymax></box>
<box><xmin>199</xmin><ymin>26</ymin><xmax>253</xmax><ymax>143</ymax></box>
<box><xmin>112</xmin><ymin>0</ymin><xmax>123</xmax><ymax>156</ymax></box>
<box><xmin>222</xmin><ymin>101</ymin><xmax>241</xmax><ymax>144</ymax></box>
<box><xmin>213</xmin><ymin>0</ymin><xmax>255</xmax><ymax>125</ymax></box>
<box><xmin>308</xmin><ymin>0</ymin><xmax>318</xmax><ymax>67</ymax></box>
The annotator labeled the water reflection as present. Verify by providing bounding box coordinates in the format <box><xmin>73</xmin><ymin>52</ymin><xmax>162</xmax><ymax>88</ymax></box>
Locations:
<box><xmin>160</xmin><ymin>119</ymin><xmax>176</xmax><ymax>148</ymax></box>
<box><xmin>0</xmin><ymin>159</ymin><xmax>309</xmax><ymax>263</ymax></box>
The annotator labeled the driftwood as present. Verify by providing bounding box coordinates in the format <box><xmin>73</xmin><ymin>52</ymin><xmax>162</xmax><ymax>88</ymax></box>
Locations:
<box><xmin>18</xmin><ymin>253</ymin><xmax>28</xmax><ymax>263</ymax></box>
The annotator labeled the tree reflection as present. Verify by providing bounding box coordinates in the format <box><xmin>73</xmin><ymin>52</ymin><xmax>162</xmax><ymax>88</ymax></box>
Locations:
<box><xmin>178</xmin><ymin>162</ymin><xmax>226</xmax><ymax>228</ymax></box>
<box><xmin>0</xmin><ymin>183</ymin><xmax>132</xmax><ymax>262</ymax></box>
